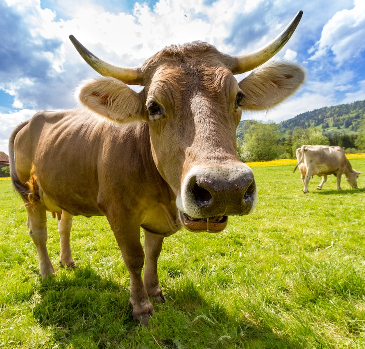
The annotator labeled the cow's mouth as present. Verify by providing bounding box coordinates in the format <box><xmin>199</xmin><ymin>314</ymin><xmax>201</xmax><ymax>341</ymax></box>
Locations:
<box><xmin>179</xmin><ymin>212</ymin><xmax>228</xmax><ymax>232</ymax></box>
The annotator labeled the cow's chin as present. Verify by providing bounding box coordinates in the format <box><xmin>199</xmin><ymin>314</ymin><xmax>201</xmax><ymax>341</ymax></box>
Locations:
<box><xmin>179</xmin><ymin>212</ymin><xmax>228</xmax><ymax>233</ymax></box>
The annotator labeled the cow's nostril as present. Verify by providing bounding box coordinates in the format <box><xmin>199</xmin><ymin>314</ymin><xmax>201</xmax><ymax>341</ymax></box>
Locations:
<box><xmin>192</xmin><ymin>182</ymin><xmax>213</xmax><ymax>207</ymax></box>
<box><xmin>243</xmin><ymin>180</ymin><xmax>256</xmax><ymax>204</ymax></box>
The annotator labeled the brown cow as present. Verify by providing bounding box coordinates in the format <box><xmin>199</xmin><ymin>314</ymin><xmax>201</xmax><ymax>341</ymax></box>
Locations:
<box><xmin>294</xmin><ymin>145</ymin><xmax>360</xmax><ymax>193</ymax></box>
<box><xmin>9</xmin><ymin>12</ymin><xmax>305</xmax><ymax>324</ymax></box>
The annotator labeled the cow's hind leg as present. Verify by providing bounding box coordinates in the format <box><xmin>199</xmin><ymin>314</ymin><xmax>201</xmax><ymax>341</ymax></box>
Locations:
<box><xmin>303</xmin><ymin>172</ymin><xmax>311</xmax><ymax>193</ymax></box>
<box><xmin>143</xmin><ymin>230</ymin><xmax>165</xmax><ymax>303</ymax></box>
<box><xmin>58</xmin><ymin>210</ymin><xmax>76</xmax><ymax>268</ymax></box>
<box><xmin>317</xmin><ymin>175</ymin><xmax>327</xmax><ymax>190</ymax></box>
<box><xmin>110</xmin><ymin>219</ymin><xmax>154</xmax><ymax>325</ymax></box>
<box><xmin>26</xmin><ymin>204</ymin><xmax>55</xmax><ymax>277</ymax></box>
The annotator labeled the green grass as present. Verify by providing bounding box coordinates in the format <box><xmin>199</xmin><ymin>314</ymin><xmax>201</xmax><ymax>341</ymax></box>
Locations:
<box><xmin>1</xmin><ymin>159</ymin><xmax>365</xmax><ymax>348</ymax></box>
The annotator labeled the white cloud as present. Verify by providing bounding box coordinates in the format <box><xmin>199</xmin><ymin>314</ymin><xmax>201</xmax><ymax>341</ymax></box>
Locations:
<box><xmin>283</xmin><ymin>49</ymin><xmax>297</xmax><ymax>61</ymax></box>
<box><xmin>309</xmin><ymin>0</ymin><xmax>365</xmax><ymax>66</ymax></box>
<box><xmin>0</xmin><ymin>109</ymin><xmax>36</xmax><ymax>153</ymax></box>
<box><xmin>341</xmin><ymin>80</ymin><xmax>365</xmax><ymax>104</ymax></box>
<box><xmin>242</xmin><ymin>92</ymin><xmax>336</xmax><ymax>123</ymax></box>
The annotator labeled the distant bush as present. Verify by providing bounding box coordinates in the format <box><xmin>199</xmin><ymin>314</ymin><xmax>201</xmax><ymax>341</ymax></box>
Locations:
<box><xmin>239</xmin><ymin>121</ymin><xmax>282</xmax><ymax>162</ymax></box>
<box><xmin>0</xmin><ymin>166</ymin><xmax>10</xmax><ymax>177</ymax></box>
<box><xmin>345</xmin><ymin>148</ymin><xmax>358</xmax><ymax>154</ymax></box>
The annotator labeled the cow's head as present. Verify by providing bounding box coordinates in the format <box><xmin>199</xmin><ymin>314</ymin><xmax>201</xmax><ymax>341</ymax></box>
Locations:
<box><xmin>346</xmin><ymin>170</ymin><xmax>361</xmax><ymax>188</ymax></box>
<box><xmin>70</xmin><ymin>11</ymin><xmax>305</xmax><ymax>232</ymax></box>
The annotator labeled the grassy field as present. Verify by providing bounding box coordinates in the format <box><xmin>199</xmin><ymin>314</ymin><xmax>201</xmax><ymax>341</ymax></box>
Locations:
<box><xmin>1</xmin><ymin>158</ymin><xmax>365</xmax><ymax>348</ymax></box>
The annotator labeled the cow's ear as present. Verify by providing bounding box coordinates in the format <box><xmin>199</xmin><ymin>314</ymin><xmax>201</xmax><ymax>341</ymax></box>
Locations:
<box><xmin>78</xmin><ymin>78</ymin><xmax>144</xmax><ymax>123</ymax></box>
<box><xmin>238</xmin><ymin>62</ymin><xmax>305</xmax><ymax>110</ymax></box>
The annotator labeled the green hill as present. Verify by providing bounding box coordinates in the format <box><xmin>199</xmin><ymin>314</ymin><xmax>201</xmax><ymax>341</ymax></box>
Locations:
<box><xmin>279</xmin><ymin>100</ymin><xmax>365</xmax><ymax>136</ymax></box>
<box><xmin>237</xmin><ymin>100</ymin><xmax>365</xmax><ymax>140</ymax></box>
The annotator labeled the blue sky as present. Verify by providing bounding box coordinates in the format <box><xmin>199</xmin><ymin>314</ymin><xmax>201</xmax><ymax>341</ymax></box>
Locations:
<box><xmin>1</xmin><ymin>0</ymin><xmax>365</xmax><ymax>153</ymax></box>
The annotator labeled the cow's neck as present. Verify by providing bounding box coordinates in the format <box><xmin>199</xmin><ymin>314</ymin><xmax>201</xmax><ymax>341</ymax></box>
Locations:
<box><xmin>138</xmin><ymin>122</ymin><xmax>176</xmax><ymax>204</ymax></box>
<box><xmin>344</xmin><ymin>157</ymin><xmax>353</xmax><ymax>174</ymax></box>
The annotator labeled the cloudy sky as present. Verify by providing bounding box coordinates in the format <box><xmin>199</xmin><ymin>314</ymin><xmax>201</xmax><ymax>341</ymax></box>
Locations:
<box><xmin>1</xmin><ymin>0</ymin><xmax>365</xmax><ymax>153</ymax></box>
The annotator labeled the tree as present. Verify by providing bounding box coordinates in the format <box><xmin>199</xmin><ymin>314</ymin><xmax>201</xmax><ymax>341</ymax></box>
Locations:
<box><xmin>239</xmin><ymin>121</ymin><xmax>282</xmax><ymax>161</ymax></box>
<box><xmin>291</xmin><ymin>127</ymin><xmax>329</xmax><ymax>155</ymax></box>
<box><xmin>355</xmin><ymin>119</ymin><xmax>365</xmax><ymax>151</ymax></box>
<box><xmin>0</xmin><ymin>166</ymin><xmax>10</xmax><ymax>177</ymax></box>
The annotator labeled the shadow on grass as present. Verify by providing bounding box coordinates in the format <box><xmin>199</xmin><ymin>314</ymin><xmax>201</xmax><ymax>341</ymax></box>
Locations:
<box><xmin>311</xmin><ymin>187</ymin><xmax>365</xmax><ymax>196</ymax></box>
<box><xmin>33</xmin><ymin>265</ymin><xmax>134</xmax><ymax>347</ymax></box>
<box><xmin>33</xmin><ymin>266</ymin><xmax>303</xmax><ymax>348</ymax></box>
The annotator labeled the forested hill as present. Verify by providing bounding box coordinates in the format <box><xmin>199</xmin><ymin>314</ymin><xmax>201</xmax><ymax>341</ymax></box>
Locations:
<box><xmin>279</xmin><ymin>100</ymin><xmax>365</xmax><ymax>134</ymax></box>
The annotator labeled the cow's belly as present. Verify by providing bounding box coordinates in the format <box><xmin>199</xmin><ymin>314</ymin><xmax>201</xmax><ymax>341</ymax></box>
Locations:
<box><xmin>38</xmin><ymin>182</ymin><xmax>103</xmax><ymax>217</ymax></box>
<box><xmin>310</xmin><ymin>164</ymin><xmax>337</xmax><ymax>176</ymax></box>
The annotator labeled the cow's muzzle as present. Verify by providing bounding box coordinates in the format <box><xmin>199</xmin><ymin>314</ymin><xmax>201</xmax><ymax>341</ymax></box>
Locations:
<box><xmin>176</xmin><ymin>165</ymin><xmax>257</xmax><ymax>232</ymax></box>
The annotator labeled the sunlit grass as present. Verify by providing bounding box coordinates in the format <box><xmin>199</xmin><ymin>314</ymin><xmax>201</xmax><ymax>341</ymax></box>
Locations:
<box><xmin>1</xmin><ymin>158</ymin><xmax>365</xmax><ymax>348</ymax></box>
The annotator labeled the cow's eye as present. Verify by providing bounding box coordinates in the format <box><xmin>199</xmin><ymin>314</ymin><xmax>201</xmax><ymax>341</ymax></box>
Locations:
<box><xmin>235</xmin><ymin>91</ymin><xmax>245</xmax><ymax>108</ymax></box>
<box><xmin>147</xmin><ymin>101</ymin><xmax>165</xmax><ymax>121</ymax></box>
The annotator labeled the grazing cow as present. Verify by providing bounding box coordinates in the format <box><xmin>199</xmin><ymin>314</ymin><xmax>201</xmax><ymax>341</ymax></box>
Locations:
<box><xmin>9</xmin><ymin>12</ymin><xmax>305</xmax><ymax>324</ymax></box>
<box><xmin>294</xmin><ymin>145</ymin><xmax>360</xmax><ymax>193</ymax></box>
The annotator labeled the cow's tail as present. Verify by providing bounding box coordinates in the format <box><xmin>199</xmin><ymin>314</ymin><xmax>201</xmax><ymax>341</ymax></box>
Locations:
<box><xmin>293</xmin><ymin>145</ymin><xmax>306</xmax><ymax>173</ymax></box>
<box><xmin>8</xmin><ymin>121</ymin><xmax>40</xmax><ymax>205</ymax></box>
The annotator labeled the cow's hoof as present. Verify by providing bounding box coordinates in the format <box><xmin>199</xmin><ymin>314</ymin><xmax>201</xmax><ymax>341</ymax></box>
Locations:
<box><xmin>40</xmin><ymin>264</ymin><xmax>56</xmax><ymax>278</ymax></box>
<box><xmin>132</xmin><ymin>310</ymin><xmax>153</xmax><ymax>326</ymax></box>
<box><xmin>146</xmin><ymin>285</ymin><xmax>165</xmax><ymax>303</ymax></box>
<box><xmin>152</xmin><ymin>293</ymin><xmax>165</xmax><ymax>303</ymax></box>
<box><xmin>139</xmin><ymin>314</ymin><xmax>150</xmax><ymax>326</ymax></box>
<box><xmin>303</xmin><ymin>191</ymin><xmax>309</xmax><ymax>194</ymax></box>
<box><xmin>316</xmin><ymin>187</ymin><xmax>322</xmax><ymax>190</ymax></box>
<box><xmin>130</xmin><ymin>300</ymin><xmax>155</xmax><ymax>326</ymax></box>
<box><xmin>60</xmin><ymin>260</ymin><xmax>77</xmax><ymax>269</ymax></box>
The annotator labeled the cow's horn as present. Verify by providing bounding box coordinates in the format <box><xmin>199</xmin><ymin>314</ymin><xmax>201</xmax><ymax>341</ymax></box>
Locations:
<box><xmin>69</xmin><ymin>35</ymin><xmax>143</xmax><ymax>85</ymax></box>
<box><xmin>231</xmin><ymin>11</ymin><xmax>303</xmax><ymax>74</ymax></box>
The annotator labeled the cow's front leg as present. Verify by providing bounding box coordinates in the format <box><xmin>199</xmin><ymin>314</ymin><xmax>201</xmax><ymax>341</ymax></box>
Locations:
<box><xmin>317</xmin><ymin>175</ymin><xmax>327</xmax><ymax>190</ymax></box>
<box><xmin>111</xmin><ymin>224</ymin><xmax>154</xmax><ymax>325</ymax></box>
<box><xmin>26</xmin><ymin>204</ymin><xmax>55</xmax><ymax>277</ymax></box>
<box><xmin>58</xmin><ymin>210</ymin><xmax>75</xmax><ymax>268</ymax></box>
<box><xmin>143</xmin><ymin>230</ymin><xmax>165</xmax><ymax>303</ymax></box>
<box><xmin>336</xmin><ymin>172</ymin><xmax>343</xmax><ymax>190</ymax></box>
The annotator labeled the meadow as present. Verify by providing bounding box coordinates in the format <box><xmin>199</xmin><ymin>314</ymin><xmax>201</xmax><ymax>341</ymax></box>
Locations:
<box><xmin>1</xmin><ymin>157</ymin><xmax>365</xmax><ymax>348</ymax></box>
